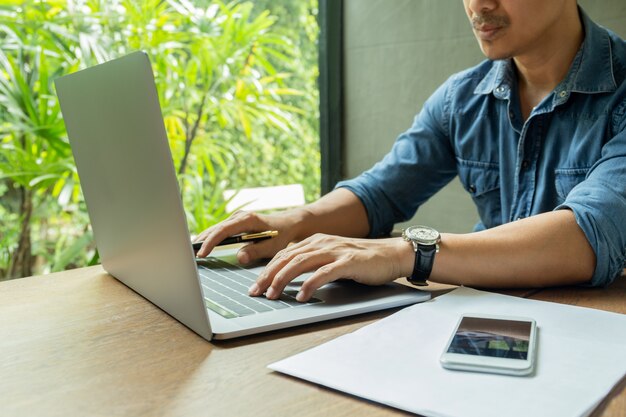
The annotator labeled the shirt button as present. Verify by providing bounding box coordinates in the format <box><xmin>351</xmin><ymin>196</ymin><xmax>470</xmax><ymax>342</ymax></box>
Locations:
<box><xmin>559</xmin><ymin>90</ymin><xmax>568</xmax><ymax>98</ymax></box>
<box><xmin>521</xmin><ymin>160</ymin><xmax>530</xmax><ymax>169</ymax></box>
<box><xmin>496</xmin><ymin>86</ymin><xmax>506</xmax><ymax>93</ymax></box>
<box><xmin>469</xmin><ymin>184</ymin><xmax>477</xmax><ymax>193</ymax></box>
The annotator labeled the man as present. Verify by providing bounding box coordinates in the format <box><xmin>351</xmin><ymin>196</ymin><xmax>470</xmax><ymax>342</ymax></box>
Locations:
<box><xmin>195</xmin><ymin>0</ymin><xmax>626</xmax><ymax>302</ymax></box>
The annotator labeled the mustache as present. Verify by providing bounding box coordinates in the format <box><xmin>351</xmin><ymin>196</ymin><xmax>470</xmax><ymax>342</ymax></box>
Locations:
<box><xmin>471</xmin><ymin>14</ymin><xmax>510</xmax><ymax>29</ymax></box>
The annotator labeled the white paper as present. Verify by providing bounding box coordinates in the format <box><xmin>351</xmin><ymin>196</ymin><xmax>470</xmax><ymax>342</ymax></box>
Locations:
<box><xmin>269</xmin><ymin>287</ymin><xmax>626</xmax><ymax>417</ymax></box>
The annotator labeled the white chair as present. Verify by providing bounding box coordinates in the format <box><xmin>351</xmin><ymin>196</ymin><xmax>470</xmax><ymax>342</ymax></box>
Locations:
<box><xmin>223</xmin><ymin>184</ymin><xmax>305</xmax><ymax>213</ymax></box>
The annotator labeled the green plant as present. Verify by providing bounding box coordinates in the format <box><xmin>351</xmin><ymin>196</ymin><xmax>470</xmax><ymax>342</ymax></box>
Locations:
<box><xmin>0</xmin><ymin>18</ymin><xmax>80</xmax><ymax>277</ymax></box>
<box><xmin>0</xmin><ymin>0</ymin><xmax>320</xmax><ymax>279</ymax></box>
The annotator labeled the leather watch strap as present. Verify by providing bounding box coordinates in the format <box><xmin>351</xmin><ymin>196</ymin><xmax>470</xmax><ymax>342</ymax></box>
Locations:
<box><xmin>409</xmin><ymin>243</ymin><xmax>436</xmax><ymax>286</ymax></box>
<box><xmin>415</xmin><ymin>244</ymin><xmax>437</xmax><ymax>282</ymax></box>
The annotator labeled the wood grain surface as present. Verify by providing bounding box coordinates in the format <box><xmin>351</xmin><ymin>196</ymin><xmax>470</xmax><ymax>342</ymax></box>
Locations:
<box><xmin>0</xmin><ymin>267</ymin><xmax>624</xmax><ymax>417</ymax></box>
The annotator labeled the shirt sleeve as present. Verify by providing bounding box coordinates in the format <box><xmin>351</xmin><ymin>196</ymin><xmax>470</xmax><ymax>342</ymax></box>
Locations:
<box><xmin>336</xmin><ymin>77</ymin><xmax>458</xmax><ymax>237</ymax></box>
<box><xmin>555</xmin><ymin>101</ymin><xmax>626</xmax><ymax>287</ymax></box>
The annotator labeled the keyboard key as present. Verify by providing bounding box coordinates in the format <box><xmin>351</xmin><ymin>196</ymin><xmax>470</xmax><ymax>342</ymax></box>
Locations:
<box><xmin>197</xmin><ymin>257</ymin><xmax>322</xmax><ymax>319</ymax></box>
<box><xmin>204</xmin><ymin>299</ymin><xmax>237</xmax><ymax>319</ymax></box>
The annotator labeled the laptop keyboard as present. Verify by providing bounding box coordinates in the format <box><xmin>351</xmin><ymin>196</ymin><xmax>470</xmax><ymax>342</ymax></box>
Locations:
<box><xmin>197</xmin><ymin>257</ymin><xmax>322</xmax><ymax>319</ymax></box>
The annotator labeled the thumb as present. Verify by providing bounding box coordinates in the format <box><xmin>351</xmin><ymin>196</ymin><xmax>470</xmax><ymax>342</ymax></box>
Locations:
<box><xmin>237</xmin><ymin>240</ymin><xmax>281</xmax><ymax>265</ymax></box>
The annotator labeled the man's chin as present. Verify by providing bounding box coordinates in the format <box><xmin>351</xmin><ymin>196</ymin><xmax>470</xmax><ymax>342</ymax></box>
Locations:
<box><xmin>479</xmin><ymin>45</ymin><xmax>512</xmax><ymax>61</ymax></box>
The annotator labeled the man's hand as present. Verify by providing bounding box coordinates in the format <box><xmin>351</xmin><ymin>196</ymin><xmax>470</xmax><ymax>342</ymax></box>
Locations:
<box><xmin>194</xmin><ymin>188</ymin><xmax>371</xmax><ymax>266</ymax></box>
<box><xmin>193</xmin><ymin>188</ymin><xmax>377</xmax><ymax>302</ymax></box>
<box><xmin>193</xmin><ymin>210</ymin><xmax>305</xmax><ymax>264</ymax></box>
<box><xmin>248</xmin><ymin>234</ymin><xmax>412</xmax><ymax>302</ymax></box>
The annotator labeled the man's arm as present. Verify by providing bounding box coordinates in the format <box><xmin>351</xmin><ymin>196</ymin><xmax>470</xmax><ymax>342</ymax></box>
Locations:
<box><xmin>429</xmin><ymin>209</ymin><xmax>595</xmax><ymax>287</ymax></box>
<box><xmin>289</xmin><ymin>188</ymin><xmax>370</xmax><ymax>240</ymax></box>
<box><xmin>253</xmin><ymin>209</ymin><xmax>596</xmax><ymax>302</ymax></box>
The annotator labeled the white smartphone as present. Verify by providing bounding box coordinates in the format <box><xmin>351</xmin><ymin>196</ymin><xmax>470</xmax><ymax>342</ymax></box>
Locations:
<box><xmin>440</xmin><ymin>314</ymin><xmax>537</xmax><ymax>376</ymax></box>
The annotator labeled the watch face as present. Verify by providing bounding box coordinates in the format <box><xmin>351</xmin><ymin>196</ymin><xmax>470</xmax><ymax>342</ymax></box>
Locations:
<box><xmin>406</xmin><ymin>226</ymin><xmax>440</xmax><ymax>245</ymax></box>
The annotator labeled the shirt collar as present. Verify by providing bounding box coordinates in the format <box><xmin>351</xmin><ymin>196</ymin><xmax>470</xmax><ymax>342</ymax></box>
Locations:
<box><xmin>566</xmin><ymin>8</ymin><xmax>617</xmax><ymax>94</ymax></box>
<box><xmin>473</xmin><ymin>7</ymin><xmax>618</xmax><ymax>100</ymax></box>
<box><xmin>474</xmin><ymin>60</ymin><xmax>513</xmax><ymax>98</ymax></box>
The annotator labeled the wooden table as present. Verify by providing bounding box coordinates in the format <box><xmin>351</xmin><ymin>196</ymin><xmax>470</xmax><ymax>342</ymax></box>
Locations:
<box><xmin>1</xmin><ymin>266</ymin><xmax>624</xmax><ymax>417</ymax></box>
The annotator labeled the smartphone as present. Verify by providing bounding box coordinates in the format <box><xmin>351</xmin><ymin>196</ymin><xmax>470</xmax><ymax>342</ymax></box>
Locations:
<box><xmin>440</xmin><ymin>314</ymin><xmax>537</xmax><ymax>376</ymax></box>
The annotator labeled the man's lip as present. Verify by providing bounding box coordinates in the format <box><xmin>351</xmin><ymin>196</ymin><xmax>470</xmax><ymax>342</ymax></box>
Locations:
<box><xmin>474</xmin><ymin>25</ymin><xmax>503</xmax><ymax>40</ymax></box>
<box><xmin>475</xmin><ymin>24</ymin><xmax>502</xmax><ymax>32</ymax></box>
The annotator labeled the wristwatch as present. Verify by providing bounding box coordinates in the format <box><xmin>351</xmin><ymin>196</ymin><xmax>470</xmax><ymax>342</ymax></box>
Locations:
<box><xmin>402</xmin><ymin>225</ymin><xmax>441</xmax><ymax>286</ymax></box>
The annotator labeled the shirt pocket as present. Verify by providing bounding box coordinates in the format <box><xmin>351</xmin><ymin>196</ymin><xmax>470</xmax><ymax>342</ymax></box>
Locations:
<box><xmin>554</xmin><ymin>167</ymin><xmax>591</xmax><ymax>203</ymax></box>
<box><xmin>457</xmin><ymin>158</ymin><xmax>501</xmax><ymax>228</ymax></box>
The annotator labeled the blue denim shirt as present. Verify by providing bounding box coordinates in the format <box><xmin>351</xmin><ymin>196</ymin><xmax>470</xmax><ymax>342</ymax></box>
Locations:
<box><xmin>337</xmin><ymin>11</ymin><xmax>626</xmax><ymax>287</ymax></box>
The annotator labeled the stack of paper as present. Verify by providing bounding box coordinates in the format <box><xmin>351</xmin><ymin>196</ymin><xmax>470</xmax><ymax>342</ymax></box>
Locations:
<box><xmin>269</xmin><ymin>287</ymin><xmax>626</xmax><ymax>417</ymax></box>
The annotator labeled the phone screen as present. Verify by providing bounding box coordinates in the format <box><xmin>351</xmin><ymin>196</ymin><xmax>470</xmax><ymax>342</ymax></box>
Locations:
<box><xmin>446</xmin><ymin>316</ymin><xmax>532</xmax><ymax>360</ymax></box>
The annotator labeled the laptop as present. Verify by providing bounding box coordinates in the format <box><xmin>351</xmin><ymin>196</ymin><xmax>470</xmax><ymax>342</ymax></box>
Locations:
<box><xmin>55</xmin><ymin>51</ymin><xmax>430</xmax><ymax>341</ymax></box>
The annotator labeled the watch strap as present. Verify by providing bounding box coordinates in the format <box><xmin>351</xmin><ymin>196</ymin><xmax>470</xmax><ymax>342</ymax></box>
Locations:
<box><xmin>409</xmin><ymin>243</ymin><xmax>437</xmax><ymax>286</ymax></box>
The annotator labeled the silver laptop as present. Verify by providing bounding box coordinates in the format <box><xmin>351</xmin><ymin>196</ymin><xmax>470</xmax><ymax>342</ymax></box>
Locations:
<box><xmin>55</xmin><ymin>51</ymin><xmax>430</xmax><ymax>341</ymax></box>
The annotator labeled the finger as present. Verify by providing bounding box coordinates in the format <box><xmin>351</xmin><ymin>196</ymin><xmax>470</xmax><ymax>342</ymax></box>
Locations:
<box><xmin>296</xmin><ymin>259</ymin><xmax>352</xmax><ymax>302</ymax></box>
<box><xmin>193</xmin><ymin>211</ymin><xmax>252</xmax><ymax>243</ymax></box>
<box><xmin>264</xmin><ymin>250</ymin><xmax>334</xmax><ymax>300</ymax></box>
<box><xmin>193</xmin><ymin>224</ymin><xmax>218</xmax><ymax>243</ymax></box>
<box><xmin>249</xmin><ymin>234</ymin><xmax>336</xmax><ymax>296</ymax></box>
<box><xmin>248</xmin><ymin>234</ymin><xmax>336</xmax><ymax>296</ymax></box>
<box><xmin>196</xmin><ymin>212</ymin><xmax>266</xmax><ymax>257</ymax></box>
<box><xmin>249</xmin><ymin>244</ymin><xmax>318</xmax><ymax>297</ymax></box>
<box><xmin>236</xmin><ymin>238</ymin><xmax>283</xmax><ymax>265</ymax></box>
<box><xmin>259</xmin><ymin>233</ymin><xmax>325</xmax><ymax>271</ymax></box>
<box><xmin>248</xmin><ymin>246</ymin><xmax>294</xmax><ymax>296</ymax></box>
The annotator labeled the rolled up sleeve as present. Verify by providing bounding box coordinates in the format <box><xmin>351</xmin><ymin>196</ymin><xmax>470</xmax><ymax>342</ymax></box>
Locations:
<box><xmin>336</xmin><ymin>79</ymin><xmax>457</xmax><ymax>237</ymax></box>
<box><xmin>556</xmin><ymin>125</ymin><xmax>626</xmax><ymax>287</ymax></box>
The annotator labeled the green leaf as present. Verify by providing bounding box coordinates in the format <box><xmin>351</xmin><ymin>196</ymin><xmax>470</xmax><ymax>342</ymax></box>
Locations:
<box><xmin>51</xmin><ymin>231</ymin><xmax>94</xmax><ymax>273</ymax></box>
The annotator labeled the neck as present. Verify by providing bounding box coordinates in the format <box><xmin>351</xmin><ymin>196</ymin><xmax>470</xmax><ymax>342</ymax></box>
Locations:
<box><xmin>515</xmin><ymin>7</ymin><xmax>583</xmax><ymax>118</ymax></box>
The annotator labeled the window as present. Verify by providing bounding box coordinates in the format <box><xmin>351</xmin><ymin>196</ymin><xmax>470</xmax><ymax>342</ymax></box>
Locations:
<box><xmin>0</xmin><ymin>0</ymin><xmax>321</xmax><ymax>278</ymax></box>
